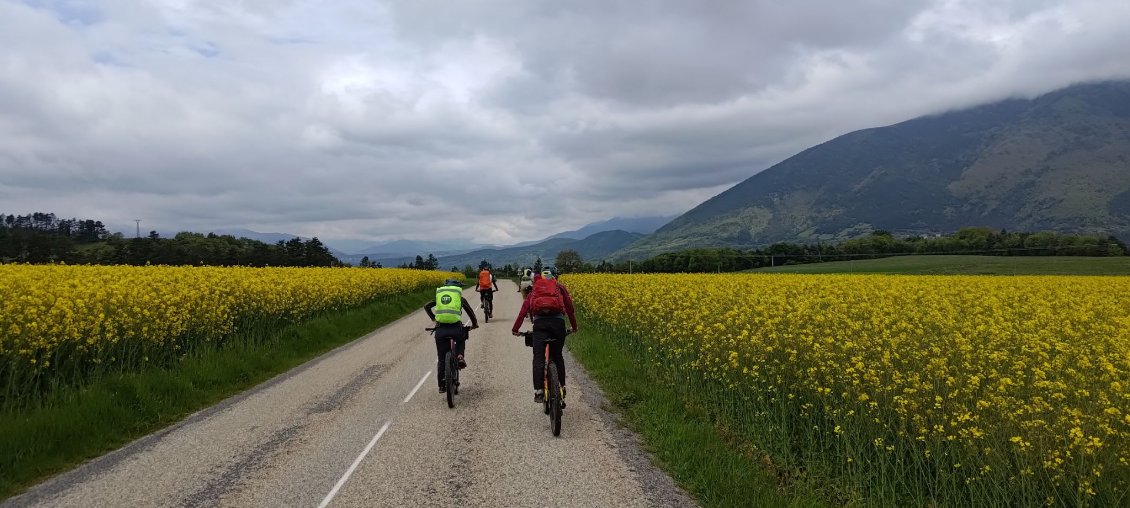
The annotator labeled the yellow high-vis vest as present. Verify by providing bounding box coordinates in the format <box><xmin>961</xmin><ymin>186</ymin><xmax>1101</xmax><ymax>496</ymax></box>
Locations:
<box><xmin>434</xmin><ymin>285</ymin><xmax>463</xmax><ymax>324</ymax></box>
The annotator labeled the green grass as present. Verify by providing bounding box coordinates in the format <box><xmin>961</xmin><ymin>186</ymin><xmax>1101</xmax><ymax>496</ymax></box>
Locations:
<box><xmin>569</xmin><ymin>318</ymin><xmax>825</xmax><ymax>508</ymax></box>
<box><xmin>0</xmin><ymin>286</ymin><xmax>435</xmax><ymax>501</ymax></box>
<box><xmin>752</xmin><ymin>255</ymin><xmax>1130</xmax><ymax>275</ymax></box>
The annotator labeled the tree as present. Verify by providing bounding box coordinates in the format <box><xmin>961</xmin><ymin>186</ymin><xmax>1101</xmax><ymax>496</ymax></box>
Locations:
<box><xmin>555</xmin><ymin>249</ymin><xmax>583</xmax><ymax>274</ymax></box>
<box><xmin>360</xmin><ymin>256</ymin><xmax>371</xmax><ymax>268</ymax></box>
<box><xmin>533</xmin><ymin>257</ymin><xmax>543</xmax><ymax>273</ymax></box>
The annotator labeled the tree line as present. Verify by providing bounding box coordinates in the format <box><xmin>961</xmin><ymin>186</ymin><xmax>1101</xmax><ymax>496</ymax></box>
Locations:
<box><xmin>1</xmin><ymin>212</ymin><xmax>342</xmax><ymax>267</ymax></box>
<box><xmin>1</xmin><ymin>213</ymin><xmax>110</xmax><ymax>263</ymax></box>
<box><xmin>626</xmin><ymin>228</ymin><xmax>1127</xmax><ymax>273</ymax></box>
<box><xmin>452</xmin><ymin>228</ymin><xmax>1126</xmax><ymax>276</ymax></box>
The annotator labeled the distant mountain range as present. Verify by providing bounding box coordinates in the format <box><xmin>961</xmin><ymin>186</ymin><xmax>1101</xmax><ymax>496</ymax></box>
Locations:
<box><xmin>544</xmin><ymin>216</ymin><xmax>673</xmax><ymax>241</ymax></box>
<box><xmin>337</xmin><ymin>239</ymin><xmax>483</xmax><ymax>262</ymax></box>
<box><xmin>333</xmin><ymin>216</ymin><xmax>669</xmax><ymax>266</ymax></box>
<box><xmin>357</xmin><ymin>230</ymin><xmax>644</xmax><ymax>269</ymax></box>
<box><xmin>612</xmin><ymin>80</ymin><xmax>1130</xmax><ymax>260</ymax></box>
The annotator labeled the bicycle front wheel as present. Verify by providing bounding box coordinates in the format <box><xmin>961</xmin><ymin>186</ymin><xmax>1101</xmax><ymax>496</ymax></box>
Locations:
<box><xmin>547</xmin><ymin>363</ymin><xmax>562</xmax><ymax>437</ymax></box>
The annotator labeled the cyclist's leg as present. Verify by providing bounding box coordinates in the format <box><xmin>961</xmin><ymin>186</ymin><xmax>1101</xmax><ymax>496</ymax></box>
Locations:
<box><xmin>455</xmin><ymin>329</ymin><xmax>467</xmax><ymax>360</ymax></box>
<box><xmin>434</xmin><ymin>334</ymin><xmax>450</xmax><ymax>387</ymax></box>
<box><xmin>548</xmin><ymin>319</ymin><xmax>567</xmax><ymax>387</ymax></box>
<box><xmin>531</xmin><ymin>322</ymin><xmax>551</xmax><ymax>391</ymax></box>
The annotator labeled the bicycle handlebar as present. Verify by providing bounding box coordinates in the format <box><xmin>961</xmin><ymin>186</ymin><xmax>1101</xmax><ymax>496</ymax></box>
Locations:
<box><xmin>517</xmin><ymin>329</ymin><xmax>574</xmax><ymax>338</ymax></box>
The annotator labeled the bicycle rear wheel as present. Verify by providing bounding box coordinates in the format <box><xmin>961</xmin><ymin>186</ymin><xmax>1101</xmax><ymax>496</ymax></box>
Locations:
<box><xmin>543</xmin><ymin>366</ymin><xmax>551</xmax><ymax>415</ymax></box>
<box><xmin>445</xmin><ymin>352</ymin><xmax>456</xmax><ymax>408</ymax></box>
<box><xmin>547</xmin><ymin>363</ymin><xmax>562</xmax><ymax>436</ymax></box>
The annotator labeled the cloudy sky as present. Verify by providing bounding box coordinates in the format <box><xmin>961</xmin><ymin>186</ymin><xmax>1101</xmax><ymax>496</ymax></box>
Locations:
<box><xmin>3</xmin><ymin>0</ymin><xmax>1130</xmax><ymax>250</ymax></box>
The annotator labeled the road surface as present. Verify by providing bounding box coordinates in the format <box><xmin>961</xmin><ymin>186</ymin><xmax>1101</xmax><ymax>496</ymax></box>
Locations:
<box><xmin>5</xmin><ymin>280</ymin><xmax>695</xmax><ymax>508</ymax></box>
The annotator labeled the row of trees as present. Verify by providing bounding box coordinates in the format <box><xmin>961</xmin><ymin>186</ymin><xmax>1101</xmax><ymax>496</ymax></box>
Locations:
<box><xmin>0</xmin><ymin>213</ymin><xmax>110</xmax><ymax>263</ymax></box>
<box><xmin>92</xmin><ymin>232</ymin><xmax>342</xmax><ymax>267</ymax></box>
<box><xmin>631</xmin><ymin>228</ymin><xmax>1127</xmax><ymax>273</ymax></box>
<box><xmin>838</xmin><ymin>228</ymin><xmax>1125</xmax><ymax>257</ymax></box>
<box><xmin>1</xmin><ymin>212</ymin><xmax>342</xmax><ymax>266</ymax></box>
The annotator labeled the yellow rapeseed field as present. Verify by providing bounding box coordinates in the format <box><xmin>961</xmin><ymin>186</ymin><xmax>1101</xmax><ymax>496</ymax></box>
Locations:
<box><xmin>1</xmin><ymin>265</ymin><xmax>456</xmax><ymax>405</ymax></box>
<box><xmin>564</xmin><ymin>273</ymin><xmax>1130</xmax><ymax>506</ymax></box>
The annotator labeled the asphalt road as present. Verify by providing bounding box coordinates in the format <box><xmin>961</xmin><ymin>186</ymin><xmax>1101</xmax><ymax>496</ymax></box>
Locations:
<box><xmin>5</xmin><ymin>280</ymin><xmax>696</xmax><ymax>508</ymax></box>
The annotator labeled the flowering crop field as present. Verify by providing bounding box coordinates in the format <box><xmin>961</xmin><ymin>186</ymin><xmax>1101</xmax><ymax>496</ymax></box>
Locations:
<box><xmin>564</xmin><ymin>273</ymin><xmax>1130</xmax><ymax>506</ymax></box>
<box><xmin>0</xmin><ymin>265</ymin><xmax>455</xmax><ymax>408</ymax></box>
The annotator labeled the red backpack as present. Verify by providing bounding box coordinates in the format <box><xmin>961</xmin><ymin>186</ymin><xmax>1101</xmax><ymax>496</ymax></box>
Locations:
<box><xmin>529</xmin><ymin>277</ymin><xmax>565</xmax><ymax>316</ymax></box>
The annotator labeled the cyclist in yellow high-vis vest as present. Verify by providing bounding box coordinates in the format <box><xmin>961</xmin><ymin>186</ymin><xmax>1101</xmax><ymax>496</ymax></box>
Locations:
<box><xmin>424</xmin><ymin>279</ymin><xmax>479</xmax><ymax>392</ymax></box>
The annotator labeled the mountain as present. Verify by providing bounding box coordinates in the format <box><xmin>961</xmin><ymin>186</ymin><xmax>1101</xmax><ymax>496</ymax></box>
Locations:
<box><xmin>436</xmin><ymin>230</ymin><xmax>645</xmax><ymax>269</ymax></box>
<box><xmin>547</xmin><ymin>216</ymin><xmax>675</xmax><ymax>240</ymax></box>
<box><xmin>346</xmin><ymin>239</ymin><xmax>481</xmax><ymax>258</ymax></box>
<box><xmin>336</xmin><ymin>239</ymin><xmax>486</xmax><ymax>265</ymax></box>
<box><xmin>351</xmin><ymin>239</ymin><xmax>483</xmax><ymax>256</ymax></box>
<box><xmin>614</xmin><ymin>81</ymin><xmax>1130</xmax><ymax>259</ymax></box>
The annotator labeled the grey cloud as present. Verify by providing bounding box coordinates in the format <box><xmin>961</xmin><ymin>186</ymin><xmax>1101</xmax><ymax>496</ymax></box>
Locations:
<box><xmin>3</xmin><ymin>0</ymin><xmax>1130</xmax><ymax>245</ymax></box>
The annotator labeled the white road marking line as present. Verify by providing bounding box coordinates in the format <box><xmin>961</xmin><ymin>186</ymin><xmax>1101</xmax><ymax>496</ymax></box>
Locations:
<box><xmin>402</xmin><ymin>371</ymin><xmax>431</xmax><ymax>404</ymax></box>
<box><xmin>317</xmin><ymin>421</ymin><xmax>391</xmax><ymax>508</ymax></box>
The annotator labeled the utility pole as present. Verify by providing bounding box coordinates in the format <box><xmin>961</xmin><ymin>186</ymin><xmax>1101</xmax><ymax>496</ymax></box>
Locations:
<box><xmin>134</xmin><ymin>219</ymin><xmax>141</xmax><ymax>238</ymax></box>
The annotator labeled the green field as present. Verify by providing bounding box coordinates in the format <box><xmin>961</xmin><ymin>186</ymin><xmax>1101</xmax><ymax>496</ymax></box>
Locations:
<box><xmin>753</xmin><ymin>255</ymin><xmax>1130</xmax><ymax>275</ymax></box>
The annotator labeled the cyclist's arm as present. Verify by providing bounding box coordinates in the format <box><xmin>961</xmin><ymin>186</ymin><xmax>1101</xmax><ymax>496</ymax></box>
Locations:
<box><xmin>492</xmin><ymin>275</ymin><xmax>499</xmax><ymax>292</ymax></box>
<box><xmin>511</xmin><ymin>297</ymin><xmax>531</xmax><ymax>335</ymax></box>
<box><xmin>558</xmin><ymin>284</ymin><xmax>579</xmax><ymax>331</ymax></box>
<box><xmin>423</xmin><ymin>301</ymin><xmax>437</xmax><ymax>321</ymax></box>
<box><xmin>460</xmin><ymin>298</ymin><xmax>479</xmax><ymax>327</ymax></box>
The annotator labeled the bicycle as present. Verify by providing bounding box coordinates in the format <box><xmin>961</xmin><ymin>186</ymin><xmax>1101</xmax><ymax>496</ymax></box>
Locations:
<box><xmin>519</xmin><ymin>329</ymin><xmax>573</xmax><ymax>436</ymax></box>
<box><xmin>480</xmin><ymin>290</ymin><xmax>493</xmax><ymax>322</ymax></box>
<box><xmin>426</xmin><ymin>325</ymin><xmax>472</xmax><ymax>408</ymax></box>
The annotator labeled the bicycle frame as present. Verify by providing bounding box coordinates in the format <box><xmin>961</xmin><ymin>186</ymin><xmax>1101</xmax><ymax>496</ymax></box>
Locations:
<box><xmin>520</xmin><ymin>329</ymin><xmax>571</xmax><ymax>436</ymax></box>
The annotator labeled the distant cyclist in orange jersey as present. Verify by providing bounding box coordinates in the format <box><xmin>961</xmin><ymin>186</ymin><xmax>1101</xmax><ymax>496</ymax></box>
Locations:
<box><xmin>475</xmin><ymin>265</ymin><xmax>499</xmax><ymax>308</ymax></box>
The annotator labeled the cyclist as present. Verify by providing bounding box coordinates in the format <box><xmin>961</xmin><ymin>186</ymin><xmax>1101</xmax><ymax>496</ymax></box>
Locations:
<box><xmin>511</xmin><ymin>268</ymin><xmax>578</xmax><ymax>405</ymax></box>
<box><xmin>518</xmin><ymin>267</ymin><xmax>534</xmax><ymax>296</ymax></box>
<box><xmin>424</xmin><ymin>278</ymin><xmax>479</xmax><ymax>393</ymax></box>
<box><xmin>475</xmin><ymin>265</ymin><xmax>499</xmax><ymax>310</ymax></box>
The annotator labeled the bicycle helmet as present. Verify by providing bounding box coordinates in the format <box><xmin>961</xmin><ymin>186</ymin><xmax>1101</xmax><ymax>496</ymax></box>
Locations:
<box><xmin>541</xmin><ymin>267</ymin><xmax>557</xmax><ymax>279</ymax></box>
<box><xmin>444</xmin><ymin>278</ymin><xmax>460</xmax><ymax>286</ymax></box>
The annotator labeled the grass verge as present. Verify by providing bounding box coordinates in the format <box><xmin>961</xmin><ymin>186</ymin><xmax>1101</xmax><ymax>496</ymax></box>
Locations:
<box><xmin>0</xmin><ymin>285</ymin><xmax>435</xmax><ymax>501</ymax></box>
<box><xmin>569</xmin><ymin>317</ymin><xmax>826</xmax><ymax>508</ymax></box>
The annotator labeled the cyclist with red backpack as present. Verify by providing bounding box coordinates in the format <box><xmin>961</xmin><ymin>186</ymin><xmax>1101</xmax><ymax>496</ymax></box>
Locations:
<box><xmin>511</xmin><ymin>267</ymin><xmax>579</xmax><ymax>404</ymax></box>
